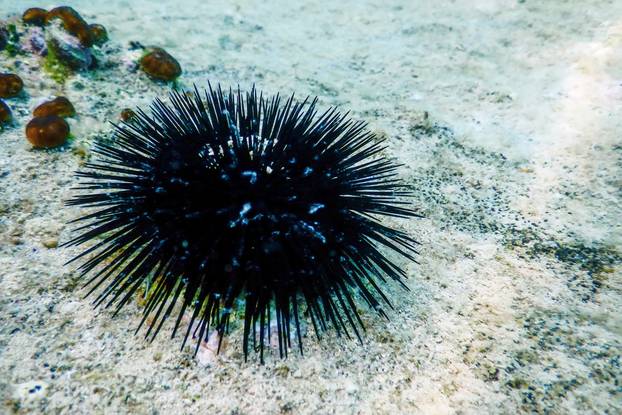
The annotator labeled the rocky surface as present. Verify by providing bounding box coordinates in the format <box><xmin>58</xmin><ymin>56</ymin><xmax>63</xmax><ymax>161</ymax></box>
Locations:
<box><xmin>0</xmin><ymin>1</ymin><xmax>620</xmax><ymax>414</ymax></box>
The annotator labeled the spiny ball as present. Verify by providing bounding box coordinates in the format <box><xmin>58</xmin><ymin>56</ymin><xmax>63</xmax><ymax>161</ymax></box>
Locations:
<box><xmin>66</xmin><ymin>85</ymin><xmax>419</xmax><ymax>362</ymax></box>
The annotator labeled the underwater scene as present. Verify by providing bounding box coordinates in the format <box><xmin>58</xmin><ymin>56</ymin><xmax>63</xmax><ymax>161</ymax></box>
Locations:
<box><xmin>0</xmin><ymin>1</ymin><xmax>620</xmax><ymax>414</ymax></box>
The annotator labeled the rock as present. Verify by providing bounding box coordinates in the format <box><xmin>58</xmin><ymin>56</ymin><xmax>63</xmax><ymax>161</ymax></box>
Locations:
<box><xmin>128</xmin><ymin>40</ymin><xmax>144</xmax><ymax>50</ymax></box>
<box><xmin>0</xmin><ymin>28</ymin><xmax>7</xmax><ymax>50</ymax></box>
<box><xmin>45</xmin><ymin>6</ymin><xmax>93</xmax><ymax>47</ymax></box>
<box><xmin>89</xmin><ymin>24</ymin><xmax>108</xmax><ymax>46</ymax></box>
<box><xmin>0</xmin><ymin>99</ymin><xmax>11</xmax><ymax>125</ymax></box>
<box><xmin>45</xmin><ymin>22</ymin><xmax>93</xmax><ymax>71</ymax></box>
<box><xmin>0</xmin><ymin>73</ymin><xmax>24</xmax><ymax>98</ymax></box>
<box><xmin>72</xmin><ymin>142</ymin><xmax>90</xmax><ymax>161</ymax></box>
<box><xmin>25</xmin><ymin>116</ymin><xmax>70</xmax><ymax>148</ymax></box>
<box><xmin>22</xmin><ymin>7</ymin><xmax>48</xmax><ymax>26</ymax></box>
<box><xmin>22</xmin><ymin>26</ymin><xmax>47</xmax><ymax>56</ymax></box>
<box><xmin>33</xmin><ymin>96</ymin><xmax>76</xmax><ymax>118</ymax></box>
<box><xmin>139</xmin><ymin>47</ymin><xmax>182</xmax><ymax>81</ymax></box>
<box><xmin>196</xmin><ymin>330</ymin><xmax>226</xmax><ymax>366</ymax></box>
<box><xmin>42</xmin><ymin>238</ymin><xmax>59</xmax><ymax>249</ymax></box>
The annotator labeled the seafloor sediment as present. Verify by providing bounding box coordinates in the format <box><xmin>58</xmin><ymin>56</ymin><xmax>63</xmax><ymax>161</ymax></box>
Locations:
<box><xmin>0</xmin><ymin>1</ymin><xmax>620</xmax><ymax>414</ymax></box>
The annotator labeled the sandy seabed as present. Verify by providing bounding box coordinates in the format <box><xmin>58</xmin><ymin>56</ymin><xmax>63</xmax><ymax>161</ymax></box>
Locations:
<box><xmin>0</xmin><ymin>1</ymin><xmax>621</xmax><ymax>414</ymax></box>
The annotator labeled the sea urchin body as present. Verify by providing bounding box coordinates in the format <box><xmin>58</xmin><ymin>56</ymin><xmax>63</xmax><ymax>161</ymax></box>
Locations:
<box><xmin>66</xmin><ymin>84</ymin><xmax>420</xmax><ymax>362</ymax></box>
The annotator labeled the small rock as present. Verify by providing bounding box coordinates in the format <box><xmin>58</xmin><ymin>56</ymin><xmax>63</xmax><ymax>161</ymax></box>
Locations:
<box><xmin>0</xmin><ymin>28</ymin><xmax>7</xmax><ymax>50</ymax></box>
<box><xmin>42</xmin><ymin>238</ymin><xmax>58</xmax><ymax>249</ymax></box>
<box><xmin>22</xmin><ymin>26</ymin><xmax>47</xmax><ymax>55</ymax></box>
<box><xmin>0</xmin><ymin>73</ymin><xmax>24</xmax><ymax>98</ymax></box>
<box><xmin>46</xmin><ymin>22</ymin><xmax>93</xmax><ymax>71</ymax></box>
<box><xmin>72</xmin><ymin>142</ymin><xmax>90</xmax><ymax>161</ymax></box>
<box><xmin>34</xmin><ymin>96</ymin><xmax>76</xmax><ymax>118</ymax></box>
<box><xmin>22</xmin><ymin>7</ymin><xmax>48</xmax><ymax>26</ymax></box>
<box><xmin>45</xmin><ymin>6</ymin><xmax>93</xmax><ymax>47</ymax></box>
<box><xmin>89</xmin><ymin>24</ymin><xmax>108</xmax><ymax>46</ymax></box>
<box><xmin>128</xmin><ymin>40</ymin><xmax>144</xmax><ymax>50</ymax></box>
<box><xmin>0</xmin><ymin>99</ymin><xmax>11</xmax><ymax>125</ymax></box>
<box><xmin>139</xmin><ymin>47</ymin><xmax>182</xmax><ymax>81</ymax></box>
<box><xmin>25</xmin><ymin>115</ymin><xmax>70</xmax><ymax>148</ymax></box>
<box><xmin>196</xmin><ymin>330</ymin><xmax>226</xmax><ymax>365</ymax></box>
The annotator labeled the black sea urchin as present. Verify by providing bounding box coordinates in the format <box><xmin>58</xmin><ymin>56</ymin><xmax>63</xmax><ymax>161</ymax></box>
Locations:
<box><xmin>65</xmin><ymin>85</ymin><xmax>420</xmax><ymax>362</ymax></box>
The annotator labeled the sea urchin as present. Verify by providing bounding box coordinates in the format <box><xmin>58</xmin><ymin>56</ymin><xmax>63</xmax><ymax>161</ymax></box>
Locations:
<box><xmin>65</xmin><ymin>84</ymin><xmax>420</xmax><ymax>362</ymax></box>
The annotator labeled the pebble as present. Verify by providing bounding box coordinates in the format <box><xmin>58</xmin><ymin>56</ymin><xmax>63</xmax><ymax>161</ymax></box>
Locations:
<box><xmin>0</xmin><ymin>28</ymin><xmax>7</xmax><ymax>50</ymax></box>
<box><xmin>139</xmin><ymin>47</ymin><xmax>182</xmax><ymax>81</ymax></box>
<box><xmin>22</xmin><ymin>7</ymin><xmax>48</xmax><ymax>26</ymax></box>
<box><xmin>33</xmin><ymin>96</ymin><xmax>76</xmax><ymax>118</ymax></box>
<box><xmin>45</xmin><ymin>6</ymin><xmax>94</xmax><ymax>47</ymax></box>
<box><xmin>0</xmin><ymin>73</ymin><xmax>24</xmax><ymax>98</ymax></box>
<box><xmin>42</xmin><ymin>238</ymin><xmax>59</xmax><ymax>249</ymax></box>
<box><xmin>0</xmin><ymin>99</ymin><xmax>11</xmax><ymax>125</ymax></box>
<box><xmin>196</xmin><ymin>330</ymin><xmax>226</xmax><ymax>366</ymax></box>
<box><xmin>25</xmin><ymin>116</ymin><xmax>70</xmax><ymax>148</ymax></box>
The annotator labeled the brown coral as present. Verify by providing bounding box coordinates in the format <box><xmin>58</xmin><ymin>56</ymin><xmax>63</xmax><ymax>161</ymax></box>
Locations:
<box><xmin>45</xmin><ymin>6</ymin><xmax>93</xmax><ymax>47</ymax></box>
<box><xmin>25</xmin><ymin>116</ymin><xmax>70</xmax><ymax>148</ymax></box>
<box><xmin>22</xmin><ymin>7</ymin><xmax>48</xmax><ymax>26</ymax></box>
<box><xmin>139</xmin><ymin>48</ymin><xmax>182</xmax><ymax>81</ymax></box>
<box><xmin>0</xmin><ymin>74</ymin><xmax>24</xmax><ymax>98</ymax></box>
<box><xmin>33</xmin><ymin>97</ymin><xmax>76</xmax><ymax>118</ymax></box>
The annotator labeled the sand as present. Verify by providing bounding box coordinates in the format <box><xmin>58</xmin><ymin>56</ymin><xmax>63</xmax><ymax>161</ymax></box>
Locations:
<box><xmin>0</xmin><ymin>0</ymin><xmax>620</xmax><ymax>413</ymax></box>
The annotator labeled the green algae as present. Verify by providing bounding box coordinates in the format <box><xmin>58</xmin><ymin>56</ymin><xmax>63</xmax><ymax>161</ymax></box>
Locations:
<box><xmin>2</xmin><ymin>24</ymin><xmax>22</xmax><ymax>57</ymax></box>
<box><xmin>42</xmin><ymin>40</ymin><xmax>73</xmax><ymax>83</ymax></box>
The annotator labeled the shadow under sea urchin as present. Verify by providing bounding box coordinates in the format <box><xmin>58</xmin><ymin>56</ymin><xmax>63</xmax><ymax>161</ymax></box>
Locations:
<box><xmin>64</xmin><ymin>84</ymin><xmax>421</xmax><ymax>362</ymax></box>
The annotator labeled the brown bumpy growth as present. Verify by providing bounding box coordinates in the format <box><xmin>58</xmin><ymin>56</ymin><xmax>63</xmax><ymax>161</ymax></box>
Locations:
<box><xmin>45</xmin><ymin>6</ymin><xmax>93</xmax><ymax>47</ymax></box>
<box><xmin>139</xmin><ymin>48</ymin><xmax>182</xmax><ymax>81</ymax></box>
<box><xmin>22</xmin><ymin>7</ymin><xmax>48</xmax><ymax>26</ymax></box>
<box><xmin>33</xmin><ymin>96</ymin><xmax>76</xmax><ymax>118</ymax></box>
<box><xmin>25</xmin><ymin>116</ymin><xmax>70</xmax><ymax>148</ymax></box>
<box><xmin>0</xmin><ymin>74</ymin><xmax>24</xmax><ymax>98</ymax></box>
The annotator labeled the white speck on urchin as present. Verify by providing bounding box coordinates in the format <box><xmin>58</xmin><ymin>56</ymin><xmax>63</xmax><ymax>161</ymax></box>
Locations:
<box><xmin>308</xmin><ymin>203</ymin><xmax>325</xmax><ymax>214</ymax></box>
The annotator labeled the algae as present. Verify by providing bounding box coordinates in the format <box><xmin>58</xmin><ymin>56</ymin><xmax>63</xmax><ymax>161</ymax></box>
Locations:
<box><xmin>42</xmin><ymin>40</ymin><xmax>73</xmax><ymax>84</ymax></box>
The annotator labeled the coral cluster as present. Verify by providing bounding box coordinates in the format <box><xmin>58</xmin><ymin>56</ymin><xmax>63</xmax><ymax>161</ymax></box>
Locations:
<box><xmin>24</xmin><ymin>96</ymin><xmax>76</xmax><ymax>148</ymax></box>
<box><xmin>0</xmin><ymin>5</ymin><xmax>183</xmax><ymax>146</ymax></box>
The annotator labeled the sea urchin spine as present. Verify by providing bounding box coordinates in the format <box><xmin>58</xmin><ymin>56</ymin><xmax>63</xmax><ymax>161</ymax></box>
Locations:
<box><xmin>65</xmin><ymin>84</ymin><xmax>420</xmax><ymax>362</ymax></box>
